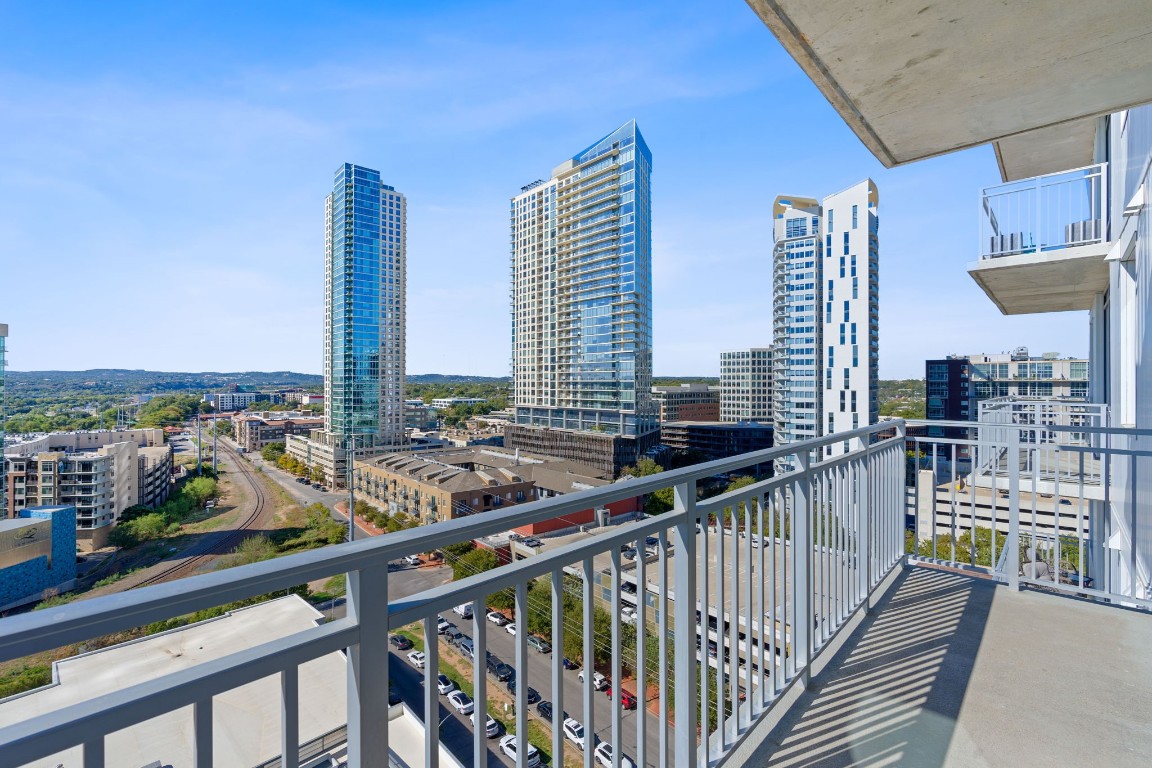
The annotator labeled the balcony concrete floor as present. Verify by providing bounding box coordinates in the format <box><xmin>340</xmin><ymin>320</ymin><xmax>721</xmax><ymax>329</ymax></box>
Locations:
<box><xmin>748</xmin><ymin>566</ymin><xmax>1152</xmax><ymax>767</ymax></box>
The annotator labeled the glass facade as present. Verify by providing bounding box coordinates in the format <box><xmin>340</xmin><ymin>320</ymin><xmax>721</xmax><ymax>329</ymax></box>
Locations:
<box><xmin>324</xmin><ymin>164</ymin><xmax>405</xmax><ymax>448</ymax></box>
<box><xmin>773</xmin><ymin>197</ymin><xmax>823</xmax><ymax>458</ymax></box>
<box><xmin>511</xmin><ymin>121</ymin><xmax>657</xmax><ymax>436</ymax></box>
<box><xmin>0</xmin><ymin>324</ymin><xmax>6</xmax><ymax>514</ymax></box>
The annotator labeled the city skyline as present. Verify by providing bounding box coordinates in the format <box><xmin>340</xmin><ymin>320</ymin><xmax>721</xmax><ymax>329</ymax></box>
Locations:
<box><xmin>0</xmin><ymin>2</ymin><xmax>1088</xmax><ymax>378</ymax></box>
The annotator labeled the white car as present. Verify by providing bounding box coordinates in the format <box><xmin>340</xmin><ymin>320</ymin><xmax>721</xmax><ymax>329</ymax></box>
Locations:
<box><xmin>594</xmin><ymin>742</ymin><xmax>637</xmax><ymax>768</ymax></box>
<box><xmin>436</xmin><ymin>616</ymin><xmax>451</xmax><ymax>633</ymax></box>
<box><xmin>406</xmin><ymin>651</ymin><xmax>425</xmax><ymax>669</ymax></box>
<box><xmin>403</xmin><ymin>555</ymin><xmax>421</xmax><ymax>566</ymax></box>
<box><xmin>498</xmin><ymin>735</ymin><xmax>541</xmax><ymax>768</ymax></box>
<box><xmin>505</xmin><ymin>623</ymin><xmax>517</xmax><ymax>636</ymax></box>
<box><xmin>471</xmin><ymin>712</ymin><xmax>500</xmax><ymax>738</ymax></box>
<box><xmin>436</xmin><ymin>673</ymin><xmax>456</xmax><ymax>695</ymax></box>
<box><xmin>447</xmin><ymin>690</ymin><xmax>474</xmax><ymax>715</ymax></box>
<box><xmin>620</xmin><ymin>606</ymin><xmax>637</xmax><ymax>625</ymax></box>
<box><xmin>578</xmin><ymin>669</ymin><xmax>609</xmax><ymax>690</ymax></box>
<box><xmin>562</xmin><ymin>717</ymin><xmax>585</xmax><ymax>749</ymax></box>
<box><xmin>487</xmin><ymin>610</ymin><xmax>509</xmax><ymax>626</ymax></box>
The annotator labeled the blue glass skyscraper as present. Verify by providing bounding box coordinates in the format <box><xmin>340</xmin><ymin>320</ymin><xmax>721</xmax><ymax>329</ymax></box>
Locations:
<box><xmin>324</xmin><ymin>164</ymin><xmax>406</xmax><ymax>450</ymax></box>
<box><xmin>507</xmin><ymin>121</ymin><xmax>657</xmax><ymax>474</ymax></box>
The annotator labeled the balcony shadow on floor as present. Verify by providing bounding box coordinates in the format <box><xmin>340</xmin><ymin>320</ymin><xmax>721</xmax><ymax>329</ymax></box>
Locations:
<box><xmin>755</xmin><ymin>566</ymin><xmax>995</xmax><ymax>767</ymax></box>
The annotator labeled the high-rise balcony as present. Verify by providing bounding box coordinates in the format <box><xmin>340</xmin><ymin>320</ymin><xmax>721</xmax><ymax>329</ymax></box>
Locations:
<box><xmin>1</xmin><ymin>421</ymin><xmax>1149</xmax><ymax>767</ymax></box>
<box><xmin>969</xmin><ymin>163</ymin><xmax>1111</xmax><ymax>314</ymax></box>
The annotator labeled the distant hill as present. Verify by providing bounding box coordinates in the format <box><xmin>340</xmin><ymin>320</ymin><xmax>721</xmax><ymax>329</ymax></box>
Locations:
<box><xmin>408</xmin><ymin>374</ymin><xmax>510</xmax><ymax>384</ymax></box>
<box><xmin>6</xmin><ymin>369</ymin><xmax>323</xmax><ymax>396</ymax></box>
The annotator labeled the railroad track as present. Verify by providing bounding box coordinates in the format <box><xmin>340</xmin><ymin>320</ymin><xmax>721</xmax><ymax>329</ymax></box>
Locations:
<box><xmin>134</xmin><ymin>440</ymin><xmax>268</xmax><ymax>588</ymax></box>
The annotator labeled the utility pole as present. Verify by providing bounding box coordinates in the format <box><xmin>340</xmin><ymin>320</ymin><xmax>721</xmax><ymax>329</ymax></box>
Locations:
<box><xmin>196</xmin><ymin>414</ymin><xmax>202</xmax><ymax>476</ymax></box>
<box><xmin>212</xmin><ymin>414</ymin><xmax>218</xmax><ymax>477</ymax></box>
<box><xmin>347</xmin><ymin>434</ymin><xmax>355</xmax><ymax>542</ymax></box>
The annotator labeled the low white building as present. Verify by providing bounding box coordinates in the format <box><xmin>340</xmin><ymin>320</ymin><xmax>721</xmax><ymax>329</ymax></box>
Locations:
<box><xmin>0</xmin><ymin>596</ymin><xmax>465</xmax><ymax>768</ymax></box>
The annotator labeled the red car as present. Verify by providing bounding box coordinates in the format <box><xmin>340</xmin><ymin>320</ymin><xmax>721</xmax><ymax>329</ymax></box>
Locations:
<box><xmin>605</xmin><ymin>686</ymin><xmax>637</xmax><ymax>710</ymax></box>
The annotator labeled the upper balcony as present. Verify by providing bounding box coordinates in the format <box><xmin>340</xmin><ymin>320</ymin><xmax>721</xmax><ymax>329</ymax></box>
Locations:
<box><xmin>1</xmin><ymin>421</ymin><xmax>1150</xmax><ymax>768</ymax></box>
<box><xmin>968</xmin><ymin>163</ymin><xmax>1110</xmax><ymax>314</ymax></box>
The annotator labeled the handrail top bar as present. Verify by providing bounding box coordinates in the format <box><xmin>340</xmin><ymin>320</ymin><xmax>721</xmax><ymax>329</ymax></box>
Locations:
<box><xmin>905</xmin><ymin>419</ymin><xmax>1152</xmax><ymax>438</ymax></box>
<box><xmin>981</xmin><ymin>161</ymin><xmax>1107</xmax><ymax>194</ymax></box>
<box><xmin>0</xmin><ymin>421</ymin><xmax>898</xmax><ymax>663</ymax></box>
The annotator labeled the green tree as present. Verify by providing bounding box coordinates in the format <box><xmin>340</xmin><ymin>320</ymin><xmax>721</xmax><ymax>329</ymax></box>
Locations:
<box><xmin>261</xmin><ymin>442</ymin><xmax>286</xmax><ymax>463</ymax></box>
<box><xmin>183</xmin><ymin>476</ymin><xmax>218</xmax><ymax>506</ymax></box>
<box><xmin>310</xmin><ymin>465</ymin><xmax>325</xmax><ymax>483</ymax></box>
<box><xmin>453</xmin><ymin>547</ymin><xmax>500</xmax><ymax>582</ymax></box>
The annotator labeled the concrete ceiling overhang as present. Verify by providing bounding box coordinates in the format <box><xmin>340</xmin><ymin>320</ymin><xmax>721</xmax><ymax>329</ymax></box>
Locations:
<box><xmin>746</xmin><ymin>0</ymin><xmax>1152</xmax><ymax>180</ymax></box>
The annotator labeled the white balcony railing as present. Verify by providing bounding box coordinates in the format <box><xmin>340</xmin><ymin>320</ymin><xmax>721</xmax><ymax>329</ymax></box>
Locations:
<box><xmin>0</xmin><ymin>423</ymin><xmax>908</xmax><ymax>768</ymax></box>
<box><xmin>980</xmin><ymin>162</ymin><xmax>1108</xmax><ymax>259</ymax></box>
<box><xmin>905</xmin><ymin>418</ymin><xmax>1152</xmax><ymax>607</ymax></box>
<box><xmin>4</xmin><ymin>417</ymin><xmax>1150</xmax><ymax>767</ymax></box>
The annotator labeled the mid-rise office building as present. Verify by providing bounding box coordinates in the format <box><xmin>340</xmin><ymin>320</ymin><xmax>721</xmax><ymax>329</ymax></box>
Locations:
<box><xmin>505</xmin><ymin>121</ymin><xmax>658</xmax><ymax>475</ymax></box>
<box><xmin>0</xmin><ymin>505</ymin><xmax>77</xmax><ymax>611</ymax></box>
<box><xmin>720</xmin><ymin>348</ymin><xmax>773</xmax><ymax>422</ymax></box>
<box><xmin>773</xmin><ymin>181</ymin><xmax>879</xmax><ymax>467</ymax></box>
<box><xmin>203</xmin><ymin>392</ymin><xmax>284</xmax><ymax>411</ymax></box>
<box><xmin>287</xmin><ymin>163</ymin><xmax>407</xmax><ymax>487</ymax></box>
<box><xmin>651</xmin><ymin>383</ymin><xmax>720</xmax><ymax>423</ymax></box>
<box><xmin>924</xmin><ymin>349</ymin><xmax>1090</xmax><ymax>446</ymax></box>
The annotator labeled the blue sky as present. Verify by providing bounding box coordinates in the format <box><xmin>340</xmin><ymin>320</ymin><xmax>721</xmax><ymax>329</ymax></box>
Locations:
<box><xmin>0</xmin><ymin>1</ymin><xmax>1087</xmax><ymax>378</ymax></box>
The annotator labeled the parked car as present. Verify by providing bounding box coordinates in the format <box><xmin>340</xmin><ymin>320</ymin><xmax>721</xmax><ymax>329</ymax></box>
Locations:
<box><xmin>622</xmin><ymin>548</ymin><xmax>638</xmax><ymax>561</ymax></box>
<box><xmin>406</xmin><ymin>651</ymin><xmax>425</xmax><ymax>669</ymax></box>
<box><xmin>458</xmin><ymin>637</ymin><xmax>475</xmax><ymax>660</ymax></box>
<box><xmin>594</xmin><ymin>742</ymin><xmax>637</xmax><ymax>768</ymax></box>
<box><xmin>562</xmin><ymin>717</ymin><xmax>586</xmax><ymax>749</ymax></box>
<box><xmin>621</xmin><ymin>581</ymin><xmax>637</xmax><ymax>595</ymax></box>
<box><xmin>404</xmin><ymin>555</ymin><xmax>422</xmax><ymax>567</ymax></box>
<box><xmin>578</xmin><ymin>669</ymin><xmax>609</xmax><ymax>690</ymax></box>
<box><xmin>491</xmin><ymin>661</ymin><xmax>514</xmax><ymax>682</ymax></box>
<box><xmin>311</xmin><ymin>483</ymin><xmax>322</xmax><ymax>490</ymax></box>
<box><xmin>447</xmin><ymin>690</ymin><xmax>474</xmax><ymax>715</ymax></box>
<box><xmin>606</xmin><ymin>685</ymin><xmax>637</xmax><ymax>710</ymax></box>
<box><xmin>505</xmin><ymin>623</ymin><xmax>517</xmax><ymax>636</ymax></box>
<box><xmin>436</xmin><ymin>616</ymin><xmax>451</xmax><ymax>634</ymax></box>
<box><xmin>536</xmin><ymin>700</ymin><xmax>554</xmax><ymax>722</ymax></box>
<box><xmin>389</xmin><ymin>634</ymin><xmax>413</xmax><ymax>651</ymax></box>
<box><xmin>436</xmin><ymin>674</ymin><xmax>456</xmax><ymax>695</ymax></box>
<box><xmin>621</xmin><ymin>606</ymin><xmax>637</xmax><ymax>625</ymax></box>
<box><xmin>499</xmin><ymin>735</ymin><xmax>541</xmax><ymax>767</ymax></box>
<box><xmin>445</xmin><ymin>627</ymin><xmax>464</xmax><ymax>645</ymax></box>
<box><xmin>471</xmin><ymin>712</ymin><xmax>500</xmax><ymax>738</ymax></box>
<box><xmin>527</xmin><ymin>634</ymin><xmax>552</xmax><ymax>654</ymax></box>
<box><xmin>487</xmin><ymin>610</ymin><xmax>510</xmax><ymax>626</ymax></box>
<box><xmin>505</xmin><ymin>678</ymin><xmax>540</xmax><ymax>704</ymax></box>
<box><xmin>453</xmin><ymin>603</ymin><xmax>473</xmax><ymax>619</ymax></box>
<box><xmin>562</xmin><ymin>657</ymin><xmax>580</xmax><ymax>670</ymax></box>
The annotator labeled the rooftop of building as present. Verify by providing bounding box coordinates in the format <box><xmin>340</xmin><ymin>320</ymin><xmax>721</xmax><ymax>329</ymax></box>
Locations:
<box><xmin>357</xmin><ymin>445</ymin><xmax>611</xmax><ymax>493</ymax></box>
<box><xmin>663</xmin><ymin>420</ymin><xmax>774</xmax><ymax>429</ymax></box>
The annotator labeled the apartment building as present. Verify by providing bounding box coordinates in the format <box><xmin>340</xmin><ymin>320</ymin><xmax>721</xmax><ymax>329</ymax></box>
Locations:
<box><xmin>506</xmin><ymin>121</ymin><xmax>658</xmax><ymax>475</ymax></box>
<box><xmin>232</xmin><ymin>412</ymin><xmax>324</xmax><ymax>452</ymax></box>
<box><xmin>719</xmin><ymin>348</ymin><xmax>772</xmax><ymax>422</ymax></box>
<box><xmin>4</xmin><ymin>429</ymin><xmax>171</xmax><ymax>549</ymax></box>
<box><xmin>352</xmin><ymin>446</ymin><xmax>636</xmax><ymax>534</ymax></box>
<box><xmin>651</xmin><ymin>383</ymin><xmax>720</xmax><ymax>423</ymax></box>
<box><xmin>772</xmin><ymin>182</ymin><xmax>880</xmax><ymax>467</ymax></box>
<box><xmin>287</xmin><ymin>163</ymin><xmax>407</xmax><ymax>487</ymax></box>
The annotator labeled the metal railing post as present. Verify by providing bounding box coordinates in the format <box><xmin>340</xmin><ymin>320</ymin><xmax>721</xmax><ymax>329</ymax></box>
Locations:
<box><xmin>793</xmin><ymin>450</ymin><xmax>812</xmax><ymax>687</ymax></box>
<box><xmin>345</xmin><ymin>564</ymin><xmax>389</xmax><ymax>767</ymax></box>
<box><xmin>671</xmin><ymin>479</ymin><xmax>698</xmax><ymax>766</ymax></box>
<box><xmin>1007</xmin><ymin>428</ymin><xmax>1022</xmax><ymax>590</ymax></box>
